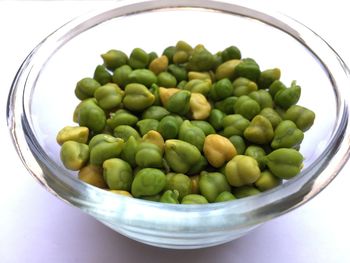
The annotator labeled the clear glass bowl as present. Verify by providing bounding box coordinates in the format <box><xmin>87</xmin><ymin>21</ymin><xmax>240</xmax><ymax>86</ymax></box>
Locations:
<box><xmin>7</xmin><ymin>0</ymin><xmax>350</xmax><ymax>249</ymax></box>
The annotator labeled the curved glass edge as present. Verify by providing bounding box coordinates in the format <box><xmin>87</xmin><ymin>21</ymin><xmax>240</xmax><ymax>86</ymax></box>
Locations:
<box><xmin>7</xmin><ymin>0</ymin><xmax>350</xmax><ymax>232</ymax></box>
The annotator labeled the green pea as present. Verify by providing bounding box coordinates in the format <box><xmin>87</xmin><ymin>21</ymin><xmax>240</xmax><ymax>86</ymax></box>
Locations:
<box><xmin>89</xmin><ymin>134</ymin><xmax>124</xmax><ymax>165</ymax></box>
<box><xmin>215</xmin><ymin>59</ymin><xmax>241</xmax><ymax>80</ymax></box>
<box><xmin>135</xmin><ymin>142</ymin><xmax>163</xmax><ymax>168</ymax></box>
<box><xmin>284</xmin><ymin>105</ymin><xmax>316</xmax><ymax>132</ymax></box>
<box><xmin>120</xmin><ymin>136</ymin><xmax>139</xmax><ymax>168</ymax></box>
<box><xmin>123</xmin><ymin>83</ymin><xmax>155</xmax><ymax>111</ymax></box>
<box><xmin>127</xmin><ymin>69</ymin><xmax>157</xmax><ymax>87</ymax></box>
<box><xmin>233</xmin><ymin>58</ymin><xmax>261</xmax><ymax>82</ymax></box>
<box><xmin>74</xmin><ymin>99</ymin><xmax>106</xmax><ymax>133</ymax></box>
<box><xmin>141</xmin><ymin>106</ymin><xmax>170</xmax><ymax>120</ymax></box>
<box><xmin>209</xmin><ymin>78</ymin><xmax>234</xmax><ymax>101</ymax></box>
<box><xmin>131</xmin><ymin>168</ymin><xmax>166</xmax><ymax>197</ymax></box>
<box><xmin>158</xmin><ymin>115</ymin><xmax>181</xmax><ymax>139</ymax></box>
<box><xmin>224</xmin><ymin>155</ymin><xmax>261</xmax><ymax>187</ymax></box>
<box><xmin>181</xmin><ymin>194</ymin><xmax>208</xmax><ymax>204</ymax></box>
<box><xmin>93</xmin><ymin>65</ymin><xmax>112</xmax><ymax>85</ymax></box>
<box><xmin>162</xmin><ymin>46</ymin><xmax>176</xmax><ymax>63</ymax></box>
<box><xmin>101</xmin><ymin>49</ymin><xmax>128</xmax><ymax>70</ymax></box>
<box><xmin>165</xmin><ymin>90</ymin><xmax>191</xmax><ymax>116</ymax></box>
<box><xmin>103</xmin><ymin>158</ymin><xmax>133</xmax><ymax>191</ymax></box>
<box><xmin>234</xmin><ymin>95</ymin><xmax>261</xmax><ymax>120</ymax></box>
<box><xmin>56</xmin><ymin>126</ymin><xmax>89</xmax><ymax>145</ymax></box>
<box><xmin>214</xmin><ymin>191</ymin><xmax>236</xmax><ymax>202</ymax></box>
<box><xmin>113</xmin><ymin>125</ymin><xmax>141</xmax><ymax>141</ymax></box>
<box><xmin>183</xmin><ymin>79</ymin><xmax>211</xmax><ymax>95</ymax></box>
<box><xmin>222</xmin><ymin>114</ymin><xmax>250</xmax><ymax>137</ymax></box>
<box><xmin>214</xmin><ymin>96</ymin><xmax>238</xmax><ymax>115</ymax></box>
<box><xmin>232</xmin><ymin>185</ymin><xmax>261</xmax><ymax>198</ymax></box>
<box><xmin>221</xmin><ymin>45</ymin><xmax>241</xmax><ymax>62</ymax></box>
<box><xmin>178</xmin><ymin>120</ymin><xmax>206</xmax><ymax>151</ymax></box>
<box><xmin>112</xmin><ymin>65</ymin><xmax>132</xmax><ymax>88</ymax></box>
<box><xmin>245</xmin><ymin>145</ymin><xmax>266</xmax><ymax>170</ymax></box>
<box><xmin>165</xmin><ymin>173</ymin><xmax>192</xmax><ymax>200</ymax></box>
<box><xmin>164</xmin><ymin>139</ymin><xmax>201</xmax><ymax>173</ymax></box>
<box><xmin>157</xmin><ymin>71</ymin><xmax>177</xmax><ymax>88</ymax></box>
<box><xmin>190</xmin><ymin>120</ymin><xmax>216</xmax><ymax>136</ymax></box>
<box><xmin>264</xmin><ymin>148</ymin><xmax>303</xmax><ymax>179</ymax></box>
<box><xmin>136</xmin><ymin>119</ymin><xmax>159</xmax><ymax>136</ymax></box>
<box><xmin>128</xmin><ymin>48</ymin><xmax>149</xmax><ymax>69</ymax></box>
<box><xmin>228</xmin><ymin>135</ymin><xmax>246</xmax><ymax>155</ymax></box>
<box><xmin>274</xmin><ymin>81</ymin><xmax>301</xmax><ymax>109</ymax></box>
<box><xmin>199</xmin><ymin>171</ymin><xmax>231</xmax><ymax>203</ymax></box>
<box><xmin>258</xmin><ymin>68</ymin><xmax>281</xmax><ymax>89</ymax></box>
<box><xmin>167</xmin><ymin>64</ymin><xmax>188</xmax><ymax>82</ymax></box>
<box><xmin>94</xmin><ymin>83</ymin><xmax>124</xmax><ymax>110</ymax></box>
<box><xmin>187</xmin><ymin>44</ymin><xmax>214</xmax><ymax>71</ymax></box>
<box><xmin>106</xmin><ymin>109</ymin><xmax>139</xmax><ymax>129</ymax></box>
<box><xmin>243</xmin><ymin>115</ymin><xmax>274</xmax><ymax>144</ymax></box>
<box><xmin>259</xmin><ymin>108</ymin><xmax>282</xmax><ymax>128</ymax></box>
<box><xmin>208</xmin><ymin>109</ymin><xmax>226</xmax><ymax>131</ymax></box>
<box><xmin>60</xmin><ymin>141</ymin><xmax>89</xmax><ymax>171</ymax></box>
<box><xmin>249</xmin><ymin>89</ymin><xmax>274</xmax><ymax>109</ymax></box>
<box><xmin>271</xmin><ymin>120</ymin><xmax>304</xmax><ymax>149</ymax></box>
<box><xmin>232</xmin><ymin>77</ymin><xmax>258</xmax><ymax>97</ymax></box>
<box><xmin>254</xmin><ymin>169</ymin><xmax>282</xmax><ymax>191</ymax></box>
<box><xmin>160</xmin><ymin>190</ymin><xmax>180</xmax><ymax>204</ymax></box>
<box><xmin>75</xmin><ymin>77</ymin><xmax>101</xmax><ymax>100</ymax></box>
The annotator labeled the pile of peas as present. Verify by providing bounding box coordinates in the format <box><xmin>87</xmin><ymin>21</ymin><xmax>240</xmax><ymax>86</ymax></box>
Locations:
<box><xmin>56</xmin><ymin>41</ymin><xmax>315</xmax><ymax>204</ymax></box>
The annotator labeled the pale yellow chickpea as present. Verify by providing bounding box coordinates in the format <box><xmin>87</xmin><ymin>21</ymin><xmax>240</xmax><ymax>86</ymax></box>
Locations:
<box><xmin>189</xmin><ymin>92</ymin><xmax>211</xmax><ymax>120</ymax></box>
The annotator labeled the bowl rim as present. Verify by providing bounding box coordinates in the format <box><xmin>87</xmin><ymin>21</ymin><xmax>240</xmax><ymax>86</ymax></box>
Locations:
<box><xmin>6</xmin><ymin>0</ymin><xmax>350</xmax><ymax>233</ymax></box>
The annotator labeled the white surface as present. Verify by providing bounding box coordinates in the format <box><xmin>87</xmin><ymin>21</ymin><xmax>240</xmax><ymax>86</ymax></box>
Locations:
<box><xmin>1</xmin><ymin>1</ymin><xmax>349</xmax><ymax>262</ymax></box>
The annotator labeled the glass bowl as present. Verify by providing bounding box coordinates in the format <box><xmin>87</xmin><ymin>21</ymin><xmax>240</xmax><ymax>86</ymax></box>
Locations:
<box><xmin>7</xmin><ymin>0</ymin><xmax>350</xmax><ymax>249</ymax></box>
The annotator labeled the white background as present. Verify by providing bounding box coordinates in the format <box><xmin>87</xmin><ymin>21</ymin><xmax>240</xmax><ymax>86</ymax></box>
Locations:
<box><xmin>1</xmin><ymin>1</ymin><xmax>349</xmax><ymax>262</ymax></box>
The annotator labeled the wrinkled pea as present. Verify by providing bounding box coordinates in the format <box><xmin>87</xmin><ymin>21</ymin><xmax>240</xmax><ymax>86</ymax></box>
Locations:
<box><xmin>162</xmin><ymin>45</ymin><xmax>176</xmax><ymax>63</ymax></box>
<box><xmin>103</xmin><ymin>158</ymin><xmax>133</xmax><ymax>191</ymax></box>
<box><xmin>188</xmin><ymin>71</ymin><xmax>212</xmax><ymax>81</ymax></box>
<box><xmin>131</xmin><ymin>168</ymin><xmax>166</xmax><ymax>197</ymax></box>
<box><xmin>60</xmin><ymin>141</ymin><xmax>89</xmax><ymax>171</ymax></box>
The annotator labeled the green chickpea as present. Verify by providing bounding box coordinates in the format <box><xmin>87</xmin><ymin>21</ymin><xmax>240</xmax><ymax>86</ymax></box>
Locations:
<box><xmin>221</xmin><ymin>45</ymin><xmax>241</xmax><ymax>61</ymax></box>
<box><xmin>258</xmin><ymin>68</ymin><xmax>281</xmax><ymax>89</ymax></box>
<box><xmin>199</xmin><ymin>171</ymin><xmax>231</xmax><ymax>203</ymax></box>
<box><xmin>94</xmin><ymin>83</ymin><xmax>124</xmax><ymax>110</ymax></box>
<box><xmin>224</xmin><ymin>155</ymin><xmax>261</xmax><ymax>187</ymax></box>
<box><xmin>259</xmin><ymin>108</ymin><xmax>282</xmax><ymax>128</ymax></box>
<box><xmin>165</xmin><ymin>90</ymin><xmax>191</xmax><ymax>116</ymax></box>
<box><xmin>123</xmin><ymin>83</ymin><xmax>155</xmax><ymax>111</ymax></box>
<box><xmin>162</xmin><ymin>45</ymin><xmax>176</xmax><ymax>63</ymax></box>
<box><xmin>209</xmin><ymin>78</ymin><xmax>234</xmax><ymax>101</ymax></box>
<box><xmin>157</xmin><ymin>71</ymin><xmax>177</xmax><ymax>88</ymax></box>
<box><xmin>112</xmin><ymin>64</ymin><xmax>132</xmax><ymax>88</ymax></box>
<box><xmin>149</xmin><ymin>55</ymin><xmax>168</xmax><ymax>75</ymax></box>
<box><xmin>113</xmin><ymin>125</ymin><xmax>141</xmax><ymax>141</ymax></box>
<box><xmin>232</xmin><ymin>185</ymin><xmax>261</xmax><ymax>198</ymax></box>
<box><xmin>222</xmin><ymin>114</ymin><xmax>250</xmax><ymax>137</ymax></box>
<box><xmin>136</xmin><ymin>119</ymin><xmax>159</xmax><ymax>136</ymax></box>
<box><xmin>181</xmin><ymin>194</ymin><xmax>208</xmax><ymax>204</ymax></box>
<box><xmin>101</xmin><ymin>49</ymin><xmax>128</xmax><ymax>70</ymax></box>
<box><xmin>56</xmin><ymin>126</ymin><xmax>89</xmax><ymax>145</ymax></box>
<box><xmin>89</xmin><ymin>134</ymin><xmax>124</xmax><ymax>165</ymax></box>
<box><xmin>75</xmin><ymin>77</ymin><xmax>101</xmax><ymax>100</ymax></box>
<box><xmin>128</xmin><ymin>47</ymin><xmax>149</xmax><ymax>69</ymax></box>
<box><xmin>158</xmin><ymin>115</ymin><xmax>181</xmax><ymax>139</ymax></box>
<box><xmin>160</xmin><ymin>190</ymin><xmax>180</xmax><ymax>204</ymax></box>
<box><xmin>234</xmin><ymin>95</ymin><xmax>261</xmax><ymax>120</ymax></box>
<box><xmin>165</xmin><ymin>173</ymin><xmax>192</xmax><ymax>200</ymax></box>
<box><xmin>103</xmin><ymin>158</ymin><xmax>133</xmax><ymax>191</ymax></box>
<box><xmin>164</xmin><ymin>139</ymin><xmax>201</xmax><ymax>173</ymax></box>
<box><xmin>60</xmin><ymin>141</ymin><xmax>89</xmax><ymax>171</ymax></box>
<box><xmin>187</xmin><ymin>44</ymin><xmax>215</xmax><ymax>71</ymax></box>
<box><xmin>131</xmin><ymin>168</ymin><xmax>166</xmax><ymax>197</ymax></box>
<box><xmin>127</xmin><ymin>69</ymin><xmax>158</xmax><ymax>87</ymax></box>
<box><xmin>249</xmin><ymin>89</ymin><xmax>274</xmax><ymax>109</ymax></box>
<box><xmin>208</xmin><ymin>109</ymin><xmax>226</xmax><ymax>131</ymax></box>
<box><xmin>271</xmin><ymin>120</ymin><xmax>304</xmax><ymax>149</ymax></box>
<box><xmin>215</xmin><ymin>59</ymin><xmax>241</xmax><ymax>80</ymax></box>
<box><xmin>187</xmin><ymin>155</ymin><xmax>208</xmax><ymax>175</ymax></box>
<box><xmin>214</xmin><ymin>96</ymin><xmax>238</xmax><ymax>114</ymax></box>
<box><xmin>135</xmin><ymin>142</ymin><xmax>163</xmax><ymax>168</ymax></box>
<box><xmin>284</xmin><ymin>105</ymin><xmax>315</xmax><ymax>132</ymax></box>
<box><xmin>233</xmin><ymin>58</ymin><xmax>261</xmax><ymax>82</ymax></box>
<box><xmin>183</xmin><ymin>79</ymin><xmax>211</xmax><ymax>95</ymax></box>
<box><xmin>106</xmin><ymin>109</ymin><xmax>139</xmax><ymax>129</ymax></box>
<box><xmin>93</xmin><ymin>65</ymin><xmax>112</xmax><ymax>85</ymax></box>
<box><xmin>232</xmin><ymin>77</ymin><xmax>258</xmax><ymax>97</ymax></box>
<box><xmin>120</xmin><ymin>136</ymin><xmax>139</xmax><ymax>168</ymax></box>
<box><xmin>254</xmin><ymin>170</ymin><xmax>282</xmax><ymax>191</ymax></box>
<box><xmin>190</xmin><ymin>121</ymin><xmax>216</xmax><ymax>136</ymax></box>
<box><xmin>178</xmin><ymin>120</ymin><xmax>206</xmax><ymax>151</ymax></box>
<box><xmin>228</xmin><ymin>135</ymin><xmax>246</xmax><ymax>155</ymax></box>
<box><xmin>245</xmin><ymin>145</ymin><xmax>266</xmax><ymax>170</ymax></box>
<box><xmin>274</xmin><ymin>81</ymin><xmax>301</xmax><ymax>109</ymax></box>
<box><xmin>167</xmin><ymin>64</ymin><xmax>188</xmax><ymax>82</ymax></box>
<box><xmin>141</xmin><ymin>106</ymin><xmax>170</xmax><ymax>120</ymax></box>
<box><xmin>215</xmin><ymin>191</ymin><xmax>236</xmax><ymax>202</ymax></box>
<box><xmin>243</xmin><ymin>115</ymin><xmax>274</xmax><ymax>144</ymax></box>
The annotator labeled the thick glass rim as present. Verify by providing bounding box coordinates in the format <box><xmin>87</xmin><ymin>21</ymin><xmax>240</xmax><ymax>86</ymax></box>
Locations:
<box><xmin>6</xmin><ymin>0</ymin><xmax>350</xmax><ymax>233</ymax></box>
